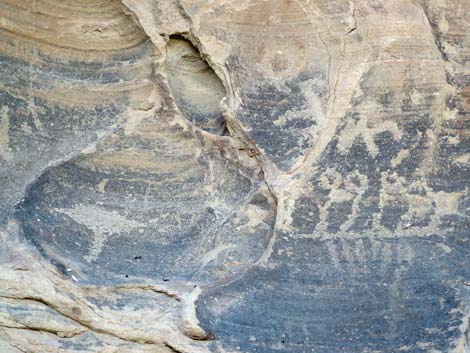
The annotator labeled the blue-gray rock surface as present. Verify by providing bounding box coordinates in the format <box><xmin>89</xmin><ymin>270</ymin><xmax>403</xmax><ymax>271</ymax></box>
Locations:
<box><xmin>0</xmin><ymin>0</ymin><xmax>469</xmax><ymax>352</ymax></box>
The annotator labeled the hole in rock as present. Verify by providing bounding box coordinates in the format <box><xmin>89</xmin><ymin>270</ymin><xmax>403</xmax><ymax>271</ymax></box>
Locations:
<box><xmin>165</xmin><ymin>34</ymin><xmax>228</xmax><ymax>135</ymax></box>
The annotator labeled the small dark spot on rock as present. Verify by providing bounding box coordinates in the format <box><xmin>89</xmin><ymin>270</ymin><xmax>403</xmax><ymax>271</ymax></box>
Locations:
<box><xmin>248</xmin><ymin>148</ymin><xmax>257</xmax><ymax>157</ymax></box>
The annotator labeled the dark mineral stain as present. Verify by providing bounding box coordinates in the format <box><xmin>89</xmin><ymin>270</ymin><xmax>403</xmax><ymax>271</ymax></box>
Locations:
<box><xmin>197</xmin><ymin>236</ymin><xmax>469</xmax><ymax>353</ymax></box>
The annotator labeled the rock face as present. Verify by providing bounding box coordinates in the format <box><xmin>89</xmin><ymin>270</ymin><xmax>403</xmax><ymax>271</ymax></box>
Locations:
<box><xmin>0</xmin><ymin>0</ymin><xmax>469</xmax><ymax>352</ymax></box>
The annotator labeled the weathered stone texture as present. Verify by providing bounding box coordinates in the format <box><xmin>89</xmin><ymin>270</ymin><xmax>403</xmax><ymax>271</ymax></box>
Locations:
<box><xmin>0</xmin><ymin>0</ymin><xmax>469</xmax><ymax>352</ymax></box>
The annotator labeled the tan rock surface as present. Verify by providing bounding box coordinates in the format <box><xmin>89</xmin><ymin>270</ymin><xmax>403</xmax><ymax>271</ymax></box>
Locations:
<box><xmin>0</xmin><ymin>0</ymin><xmax>469</xmax><ymax>352</ymax></box>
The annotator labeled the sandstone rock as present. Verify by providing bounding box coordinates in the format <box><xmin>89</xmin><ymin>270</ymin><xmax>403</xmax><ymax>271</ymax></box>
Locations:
<box><xmin>0</xmin><ymin>0</ymin><xmax>469</xmax><ymax>352</ymax></box>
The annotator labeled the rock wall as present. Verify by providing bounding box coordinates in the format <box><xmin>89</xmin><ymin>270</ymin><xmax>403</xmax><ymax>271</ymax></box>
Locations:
<box><xmin>0</xmin><ymin>0</ymin><xmax>469</xmax><ymax>352</ymax></box>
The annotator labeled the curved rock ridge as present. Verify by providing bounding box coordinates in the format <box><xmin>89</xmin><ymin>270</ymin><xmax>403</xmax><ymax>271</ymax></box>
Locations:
<box><xmin>0</xmin><ymin>0</ymin><xmax>469</xmax><ymax>353</ymax></box>
<box><xmin>15</xmin><ymin>105</ymin><xmax>275</xmax><ymax>284</ymax></box>
<box><xmin>0</xmin><ymin>0</ymin><xmax>147</xmax><ymax>51</ymax></box>
<box><xmin>0</xmin><ymin>0</ymin><xmax>155</xmax><ymax>218</ymax></box>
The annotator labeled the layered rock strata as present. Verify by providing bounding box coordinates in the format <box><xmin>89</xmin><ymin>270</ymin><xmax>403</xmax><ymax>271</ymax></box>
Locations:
<box><xmin>0</xmin><ymin>0</ymin><xmax>469</xmax><ymax>352</ymax></box>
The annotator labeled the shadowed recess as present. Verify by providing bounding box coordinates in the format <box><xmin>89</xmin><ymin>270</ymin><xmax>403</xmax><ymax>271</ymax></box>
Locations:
<box><xmin>164</xmin><ymin>35</ymin><xmax>228</xmax><ymax>135</ymax></box>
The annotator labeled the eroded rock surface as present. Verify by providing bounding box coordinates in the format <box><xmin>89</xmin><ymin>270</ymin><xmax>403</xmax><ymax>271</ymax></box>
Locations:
<box><xmin>0</xmin><ymin>0</ymin><xmax>469</xmax><ymax>352</ymax></box>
